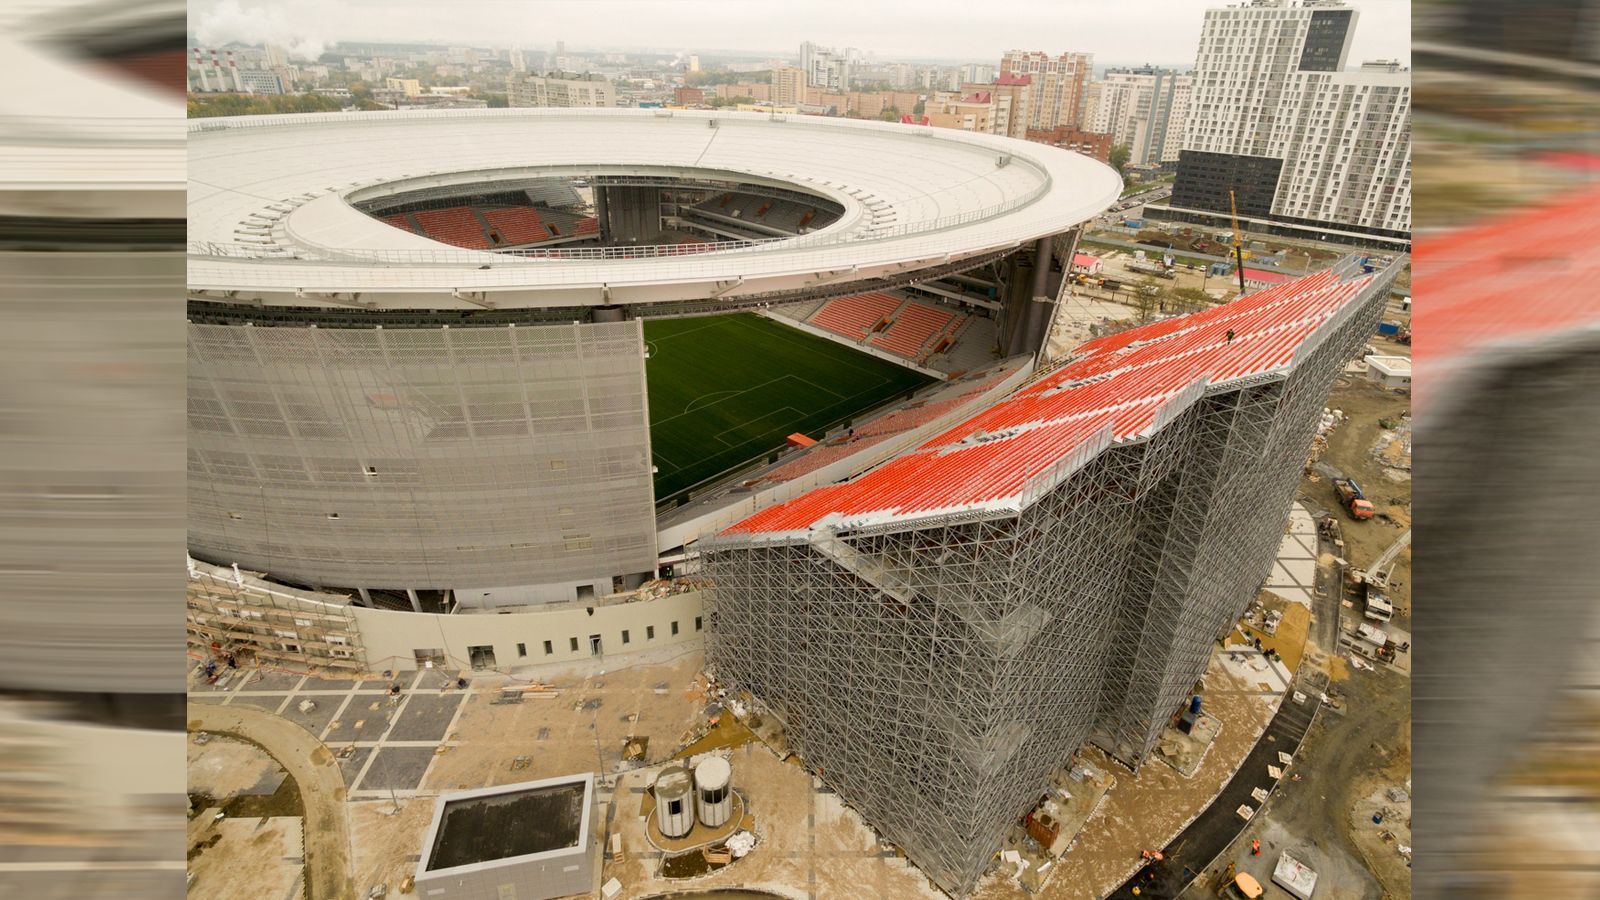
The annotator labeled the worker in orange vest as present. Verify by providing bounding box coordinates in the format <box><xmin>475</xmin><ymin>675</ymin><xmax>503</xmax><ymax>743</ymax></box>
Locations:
<box><xmin>1251</xmin><ymin>839</ymin><xmax>1261</xmax><ymax>856</ymax></box>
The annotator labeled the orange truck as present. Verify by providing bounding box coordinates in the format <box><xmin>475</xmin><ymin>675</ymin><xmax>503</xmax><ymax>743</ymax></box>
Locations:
<box><xmin>1333</xmin><ymin>477</ymin><xmax>1375</xmax><ymax>520</ymax></box>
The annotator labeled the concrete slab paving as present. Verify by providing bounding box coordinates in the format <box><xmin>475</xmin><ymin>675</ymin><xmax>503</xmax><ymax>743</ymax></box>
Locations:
<box><xmin>301</xmin><ymin>677</ymin><xmax>359</xmax><ymax>692</ymax></box>
<box><xmin>227</xmin><ymin>693</ymin><xmax>292</xmax><ymax>713</ymax></box>
<box><xmin>385</xmin><ymin>693</ymin><xmax>463</xmax><ymax>743</ymax></box>
<box><xmin>337</xmin><ymin>746</ymin><xmax>373</xmax><ymax>788</ymax></box>
<box><xmin>323</xmin><ymin>696</ymin><xmax>395</xmax><ymax>744</ymax></box>
<box><xmin>238</xmin><ymin>670</ymin><xmax>306</xmax><ymax>693</ymax></box>
<box><xmin>357</xmin><ymin>746</ymin><xmax>438</xmax><ymax>792</ymax></box>
<box><xmin>280</xmin><ymin>694</ymin><xmax>342</xmax><ymax>737</ymax></box>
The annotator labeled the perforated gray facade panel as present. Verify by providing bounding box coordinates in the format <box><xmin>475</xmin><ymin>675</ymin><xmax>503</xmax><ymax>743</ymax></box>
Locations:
<box><xmin>188</xmin><ymin>320</ymin><xmax>657</xmax><ymax>597</ymax></box>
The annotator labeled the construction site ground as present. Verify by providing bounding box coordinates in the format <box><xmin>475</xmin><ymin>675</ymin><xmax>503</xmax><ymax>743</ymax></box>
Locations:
<box><xmin>1310</xmin><ymin>373</ymin><xmax>1414</xmax><ymax>621</ymax></box>
<box><xmin>1178</xmin><ymin>374</ymin><xmax>1414</xmax><ymax>900</ymax></box>
<box><xmin>970</xmin><ymin>647</ymin><xmax>1283</xmax><ymax>900</ymax></box>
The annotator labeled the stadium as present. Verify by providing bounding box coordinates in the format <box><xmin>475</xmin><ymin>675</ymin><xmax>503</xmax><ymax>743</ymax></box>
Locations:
<box><xmin>186</xmin><ymin>107</ymin><xmax>1121</xmax><ymax>617</ymax></box>
<box><xmin>185</xmin><ymin>106</ymin><xmax>1405</xmax><ymax>897</ymax></box>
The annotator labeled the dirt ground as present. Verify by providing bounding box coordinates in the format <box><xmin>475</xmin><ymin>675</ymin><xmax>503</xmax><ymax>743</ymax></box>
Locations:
<box><xmin>187</xmin><ymin>734</ymin><xmax>285</xmax><ymax>800</ymax></box>
<box><xmin>972</xmin><ymin>650</ymin><xmax>1281</xmax><ymax>900</ymax></box>
<box><xmin>343</xmin><ymin>648</ymin><xmax>712</xmax><ymax>894</ymax></box>
<box><xmin>607</xmin><ymin>743</ymin><xmax>942</xmax><ymax>900</ymax></box>
<box><xmin>187</xmin><ymin>813</ymin><xmax>306</xmax><ymax>900</ymax></box>
<box><xmin>1309</xmin><ymin>375</ymin><xmax>1414</xmax><ymax>619</ymax></box>
<box><xmin>1179</xmin><ymin>375</ymin><xmax>1415</xmax><ymax>900</ymax></box>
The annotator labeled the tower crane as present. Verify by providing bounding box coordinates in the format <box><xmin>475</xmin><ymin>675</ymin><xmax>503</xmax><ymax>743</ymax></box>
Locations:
<box><xmin>1229</xmin><ymin>189</ymin><xmax>1247</xmax><ymax>296</ymax></box>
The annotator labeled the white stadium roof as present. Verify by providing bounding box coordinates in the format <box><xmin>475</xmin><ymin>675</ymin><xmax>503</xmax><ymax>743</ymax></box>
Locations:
<box><xmin>187</xmin><ymin>108</ymin><xmax>1121</xmax><ymax>309</ymax></box>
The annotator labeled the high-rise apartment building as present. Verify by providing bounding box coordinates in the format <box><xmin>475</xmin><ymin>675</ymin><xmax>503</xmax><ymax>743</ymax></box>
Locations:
<box><xmin>1083</xmin><ymin>66</ymin><xmax>1193</xmax><ymax>168</ymax></box>
<box><xmin>771</xmin><ymin>67</ymin><xmax>807</xmax><ymax>106</ymax></box>
<box><xmin>1157</xmin><ymin>0</ymin><xmax>1411</xmax><ymax>240</ymax></box>
<box><xmin>506</xmin><ymin>73</ymin><xmax>616</xmax><ymax>109</ymax></box>
<box><xmin>799</xmin><ymin>41</ymin><xmax>855</xmax><ymax>90</ymax></box>
<box><xmin>998</xmin><ymin>50</ymin><xmax>1093</xmax><ymax>131</ymax></box>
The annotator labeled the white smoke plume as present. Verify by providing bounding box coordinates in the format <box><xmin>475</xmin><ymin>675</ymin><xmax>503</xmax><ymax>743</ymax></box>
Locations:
<box><xmin>194</xmin><ymin>0</ymin><xmax>332</xmax><ymax>62</ymax></box>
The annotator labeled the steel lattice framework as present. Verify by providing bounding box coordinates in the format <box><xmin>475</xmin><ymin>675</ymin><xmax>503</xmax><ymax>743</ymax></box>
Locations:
<box><xmin>701</xmin><ymin>258</ymin><xmax>1402</xmax><ymax>896</ymax></box>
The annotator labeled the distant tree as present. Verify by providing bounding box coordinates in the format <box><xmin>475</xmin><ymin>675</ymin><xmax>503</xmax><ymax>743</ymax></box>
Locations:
<box><xmin>1132</xmin><ymin>276</ymin><xmax>1166</xmax><ymax>323</ymax></box>
<box><xmin>912</xmin><ymin>98</ymin><xmax>925</xmax><ymax>115</ymax></box>
<box><xmin>1109</xmin><ymin>144</ymin><xmax>1131</xmax><ymax>174</ymax></box>
<box><xmin>1168</xmin><ymin>286</ymin><xmax>1213</xmax><ymax>314</ymax></box>
<box><xmin>187</xmin><ymin>92</ymin><xmax>345</xmax><ymax>118</ymax></box>
<box><xmin>479</xmin><ymin>92</ymin><xmax>509</xmax><ymax>108</ymax></box>
<box><xmin>879</xmin><ymin>105</ymin><xmax>900</xmax><ymax>121</ymax></box>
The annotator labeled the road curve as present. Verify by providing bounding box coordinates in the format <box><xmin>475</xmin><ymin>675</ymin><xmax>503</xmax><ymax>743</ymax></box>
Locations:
<box><xmin>188</xmin><ymin>704</ymin><xmax>354</xmax><ymax>900</ymax></box>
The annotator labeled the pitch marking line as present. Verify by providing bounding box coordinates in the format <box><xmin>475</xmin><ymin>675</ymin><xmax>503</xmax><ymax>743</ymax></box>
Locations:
<box><xmin>652</xmin><ymin>373</ymin><xmax>799</xmax><ymax>428</ymax></box>
<box><xmin>712</xmin><ymin>406</ymin><xmax>804</xmax><ymax>447</ymax></box>
<box><xmin>652</xmin><ymin>450</ymin><xmax>681</xmax><ymax>476</ymax></box>
<box><xmin>683</xmin><ymin>389</ymin><xmax>743</xmax><ymax>414</ymax></box>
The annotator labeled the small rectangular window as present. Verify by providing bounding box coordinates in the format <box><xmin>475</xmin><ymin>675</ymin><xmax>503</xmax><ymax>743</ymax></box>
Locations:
<box><xmin>621</xmin><ymin>629</ymin><xmax>630</xmax><ymax>645</ymax></box>
<box><xmin>569</xmin><ymin>637</ymin><xmax>579</xmax><ymax>652</ymax></box>
<box><xmin>695</xmin><ymin>616</ymin><xmax>703</xmax><ymax>631</ymax></box>
<box><xmin>327</xmin><ymin>512</ymin><xmax>340</xmax><ymax>520</ymax></box>
<box><xmin>228</xmin><ymin>511</ymin><xmax>243</xmax><ymax>520</ymax></box>
<box><xmin>671</xmin><ymin>620</ymin><xmax>679</xmax><ymax>636</ymax></box>
<box><xmin>364</xmin><ymin>466</ymin><xmax>378</xmax><ymax>476</ymax></box>
<box><xmin>646</xmin><ymin>625</ymin><xmax>655</xmax><ymax>640</ymax></box>
<box><xmin>517</xmin><ymin>642</ymin><xmax>527</xmax><ymax>657</ymax></box>
<box><xmin>543</xmin><ymin>640</ymin><xmax>553</xmax><ymax>655</ymax></box>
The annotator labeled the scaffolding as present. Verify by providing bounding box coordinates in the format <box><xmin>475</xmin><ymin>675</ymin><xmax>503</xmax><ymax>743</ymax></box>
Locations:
<box><xmin>702</xmin><ymin>258</ymin><xmax>1402</xmax><ymax>896</ymax></box>
<box><xmin>186</xmin><ymin>557</ymin><xmax>366</xmax><ymax>673</ymax></box>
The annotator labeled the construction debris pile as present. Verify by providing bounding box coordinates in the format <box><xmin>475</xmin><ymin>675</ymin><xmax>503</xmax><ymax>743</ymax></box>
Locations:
<box><xmin>1305</xmin><ymin>407</ymin><xmax>1345</xmax><ymax>470</ymax></box>
<box><xmin>1371</xmin><ymin>414</ymin><xmax>1412</xmax><ymax>479</ymax></box>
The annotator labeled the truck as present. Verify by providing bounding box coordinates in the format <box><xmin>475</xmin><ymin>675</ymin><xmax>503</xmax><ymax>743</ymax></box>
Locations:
<box><xmin>1129</xmin><ymin>260</ymin><xmax>1176</xmax><ymax>279</ymax></box>
<box><xmin>1364</xmin><ymin>591</ymin><xmax>1394</xmax><ymax>623</ymax></box>
<box><xmin>1332</xmin><ymin>477</ymin><xmax>1374</xmax><ymax>520</ymax></box>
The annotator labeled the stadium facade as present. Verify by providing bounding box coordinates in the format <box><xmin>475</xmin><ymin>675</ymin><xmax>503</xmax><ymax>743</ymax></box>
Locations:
<box><xmin>185</xmin><ymin>108</ymin><xmax>1119</xmax><ymax>609</ymax></box>
<box><xmin>702</xmin><ymin>258</ymin><xmax>1404</xmax><ymax>895</ymax></box>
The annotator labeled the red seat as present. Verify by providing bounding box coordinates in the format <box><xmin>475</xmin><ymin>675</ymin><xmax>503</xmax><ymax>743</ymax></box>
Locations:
<box><xmin>413</xmin><ymin>207</ymin><xmax>490</xmax><ymax>250</ymax></box>
<box><xmin>809</xmin><ymin>293</ymin><xmax>903</xmax><ymax>341</ymax></box>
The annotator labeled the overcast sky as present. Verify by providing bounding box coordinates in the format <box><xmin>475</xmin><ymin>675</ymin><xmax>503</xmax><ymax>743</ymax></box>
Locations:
<box><xmin>191</xmin><ymin>0</ymin><xmax>1412</xmax><ymax>68</ymax></box>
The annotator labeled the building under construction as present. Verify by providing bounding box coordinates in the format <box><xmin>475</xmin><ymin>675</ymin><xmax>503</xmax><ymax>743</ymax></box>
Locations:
<box><xmin>702</xmin><ymin>258</ymin><xmax>1403</xmax><ymax>896</ymax></box>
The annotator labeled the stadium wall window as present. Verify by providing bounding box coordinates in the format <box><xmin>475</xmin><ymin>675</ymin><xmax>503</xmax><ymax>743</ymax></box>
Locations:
<box><xmin>671</xmin><ymin>620</ymin><xmax>679</xmax><ymax>636</ymax></box>
<box><xmin>695</xmin><ymin>616</ymin><xmax>703</xmax><ymax>631</ymax></box>
<box><xmin>569</xmin><ymin>636</ymin><xmax>579</xmax><ymax>652</ymax></box>
<box><xmin>622</xmin><ymin>629</ymin><xmax>631</xmax><ymax>644</ymax></box>
<box><xmin>544</xmin><ymin>640</ymin><xmax>553</xmax><ymax>655</ymax></box>
<box><xmin>647</xmin><ymin>625</ymin><xmax>655</xmax><ymax>640</ymax></box>
<box><xmin>517</xmin><ymin>642</ymin><xmax>527</xmax><ymax>657</ymax></box>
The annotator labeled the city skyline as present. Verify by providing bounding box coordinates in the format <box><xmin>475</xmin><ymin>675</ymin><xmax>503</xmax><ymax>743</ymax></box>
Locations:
<box><xmin>191</xmin><ymin>0</ymin><xmax>1413</xmax><ymax>69</ymax></box>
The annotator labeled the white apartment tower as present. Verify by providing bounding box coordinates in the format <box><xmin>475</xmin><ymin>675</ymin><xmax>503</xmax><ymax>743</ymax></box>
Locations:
<box><xmin>1162</xmin><ymin>0</ymin><xmax>1411</xmax><ymax>239</ymax></box>
<box><xmin>1084</xmin><ymin>66</ymin><xmax>1193</xmax><ymax>168</ymax></box>
<box><xmin>799</xmin><ymin>40</ymin><xmax>854</xmax><ymax>91</ymax></box>
<box><xmin>998</xmin><ymin>50</ymin><xmax>1093</xmax><ymax>131</ymax></box>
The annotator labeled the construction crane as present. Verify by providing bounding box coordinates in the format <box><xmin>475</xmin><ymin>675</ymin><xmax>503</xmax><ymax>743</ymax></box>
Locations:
<box><xmin>1229</xmin><ymin>189</ymin><xmax>1247</xmax><ymax>295</ymax></box>
<box><xmin>1360</xmin><ymin>527</ymin><xmax>1411</xmax><ymax>591</ymax></box>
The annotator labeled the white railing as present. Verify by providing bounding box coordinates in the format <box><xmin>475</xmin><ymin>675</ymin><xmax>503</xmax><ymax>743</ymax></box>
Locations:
<box><xmin>186</xmin><ymin>177</ymin><xmax>1052</xmax><ymax>268</ymax></box>
<box><xmin>186</xmin><ymin>108</ymin><xmax>1055</xmax><ymax>268</ymax></box>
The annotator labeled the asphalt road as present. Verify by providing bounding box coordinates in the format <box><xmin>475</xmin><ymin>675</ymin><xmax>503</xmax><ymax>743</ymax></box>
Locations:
<box><xmin>1104</xmin><ymin>670</ymin><xmax>1328</xmax><ymax>900</ymax></box>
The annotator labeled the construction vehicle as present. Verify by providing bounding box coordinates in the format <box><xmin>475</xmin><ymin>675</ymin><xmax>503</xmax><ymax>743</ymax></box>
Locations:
<box><xmin>1353</xmin><ymin>528</ymin><xmax>1410</xmax><ymax>592</ymax></box>
<box><xmin>1227</xmin><ymin>190</ymin><xmax>1249</xmax><ymax>295</ymax></box>
<box><xmin>1221</xmin><ymin>871</ymin><xmax>1265</xmax><ymax>898</ymax></box>
<box><xmin>1332</xmin><ymin>477</ymin><xmax>1374</xmax><ymax>520</ymax></box>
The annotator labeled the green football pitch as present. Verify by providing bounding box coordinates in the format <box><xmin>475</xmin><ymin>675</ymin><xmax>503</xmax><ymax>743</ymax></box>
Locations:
<box><xmin>644</xmin><ymin>313</ymin><xmax>934</xmax><ymax>502</ymax></box>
